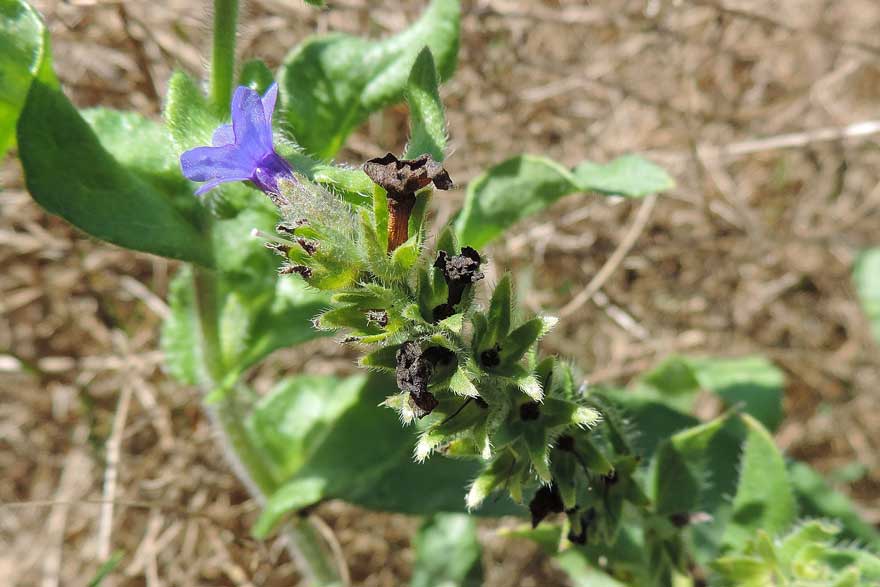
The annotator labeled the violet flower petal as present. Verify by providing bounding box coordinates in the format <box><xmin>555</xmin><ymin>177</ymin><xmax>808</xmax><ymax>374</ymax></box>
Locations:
<box><xmin>231</xmin><ymin>87</ymin><xmax>273</xmax><ymax>160</ymax></box>
<box><xmin>261</xmin><ymin>83</ymin><xmax>278</xmax><ymax>128</ymax></box>
<box><xmin>212</xmin><ymin>124</ymin><xmax>235</xmax><ymax>147</ymax></box>
<box><xmin>194</xmin><ymin>175</ymin><xmax>250</xmax><ymax>196</ymax></box>
<box><xmin>180</xmin><ymin>144</ymin><xmax>253</xmax><ymax>182</ymax></box>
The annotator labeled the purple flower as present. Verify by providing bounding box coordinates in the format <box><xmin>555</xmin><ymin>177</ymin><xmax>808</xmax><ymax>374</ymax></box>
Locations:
<box><xmin>180</xmin><ymin>83</ymin><xmax>294</xmax><ymax>196</ymax></box>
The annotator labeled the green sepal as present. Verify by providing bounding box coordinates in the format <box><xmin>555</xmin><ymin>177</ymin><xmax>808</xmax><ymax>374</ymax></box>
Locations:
<box><xmin>574</xmin><ymin>435</ymin><xmax>614</xmax><ymax>476</ymax></box>
<box><xmin>390</xmin><ymin>234</ymin><xmax>422</xmax><ymax>276</ymax></box>
<box><xmin>484</xmin><ymin>274</ymin><xmax>512</xmax><ymax>349</ymax></box>
<box><xmin>466</xmin><ymin>450</ymin><xmax>516</xmax><ymax>510</ymax></box>
<box><xmin>360</xmin><ymin>344</ymin><xmax>401</xmax><ymax>372</ymax></box>
<box><xmin>372</xmin><ymin>184</ymin><xmax>390</xmax><ymax>250</ymax></box>
<box><xmin>409</xmin><ymin>189</ymin><xmax>432</xmax><ymax>238</ymax></box>
<box><xmin>450</xmin><ymin>367</ymin><xmax>479</xmax><ymax>398</ymax></box>
<box><xmin>499</xmin><ymin>316</ymin><xmax>558</xmax><ymax>366</ymax></box>
<box><xmin>551</xmin><ymin>451</ymin><xmax>579</xmax><ymax>510</ymax></box>
<box><xmin>525</xmin><ymin>427</ymin><xmax>552</xmax><ymax>482</ymax></box>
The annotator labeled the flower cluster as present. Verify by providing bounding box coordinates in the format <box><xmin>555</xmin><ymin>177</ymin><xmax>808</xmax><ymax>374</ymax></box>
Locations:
<box><xmin>182</xmin><ymin>87</ymin><xmax>654</xmax><ymax>548</ymax></box>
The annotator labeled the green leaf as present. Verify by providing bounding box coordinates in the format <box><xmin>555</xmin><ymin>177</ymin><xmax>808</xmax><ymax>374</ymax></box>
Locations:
<box><xmin>213</xmin><ymin>207</ymin><xmax>329</xmax><ymax>373</ymax></box>
<box><xmin>455</xmin><ymin>154</ymin><xmax>674</xmax><ymax>249</ymax></box>
<box><xmin>238</xmin><ymin>59</ymin><xmax>275</xmax><ymax>94</ymax></box>
<box><xmin>278</xmin><ymin>0</ymin><xmax>460</xmax><ymax>159</ymax></box>
<box><xmin>573</xmin><ymin>154</ymin><xmax>674</xmax><ymax>197</ymax></box>
<box><xmin>164</xmin><ymin>70</ymin><xmax>217</xmax><ymax>156</ymax></box>
<box><xmin>412</xmin><ymin>514</ymin><xmax>483</xmax><ymax>587</ymax></box>
<box><xmin>455</xmin><ymin>155</ymin><xmax>579</xmax><ymax>249</ymax></box>
<box><xmin>248</xmin><ymin>375</ymin><xmax>368</xmax><ymax>481</ymax></box>
<box><xmin>608</xmin><ymin>393</ymin><xmax>699</xmax><ymax>459</ymax></box>
<box><xmin>0</xmin><ymin>0</ymin><xmax>55</xmax><ymax>155</ymax></box>
<box><xmin>642</xmin><ymin>356</ymin><xmax>701</xmax><ymax>397</ymax></box>
<box><xmin>81</xmin><ymin>107</ymin><xmax>203</xmax><ymax>227</ymax></box>
<box><xmin>252</xmin><ymin>373</ymin><xmax>521</xmax><ymax>537</ymax></box>
<box><xmin>161</xmin><ymin>209</ymin><xmax>329</xmax><ymax>384</ymax></box>
<box><xmin>723</xmin><ymin>414</ymin><xmax>797</xmax><ymax>547</ymax></box>
<box><xmin>788</xmin><ymin>462</ymin><xmax>880</xmax><ymax>548</ymax></box>
<box><xmin>652</xmin><ymin>415</ymin><xmax>730</xmax><ymax>515</ymax></box>
<box><xmin>17</xmin><ymin>81</ymin><xmax>213</xmax><ymax>265</ymax></box>
<box><xmin>160</xmin><ymin>267</ymin><xmax>201</xmax><ymax>385</ymax></box>
<box><xmin>404</xmin><ymin>47</ymin><xmax>447</xmax><ymax>162</ymax></box>
<box><xmin>854</xmin><ymin>248</ymin><xmax>880</xmax><ymax>343</ymax></box>
<box><xmin>690</xmin><ymin>356</ymin><xmax>784</xmax><ymax>431</ymax></box>
<box><xmin>237</xmin><ymin>276</ymin><xmax>328</xmax><ymax>371</ymax></box>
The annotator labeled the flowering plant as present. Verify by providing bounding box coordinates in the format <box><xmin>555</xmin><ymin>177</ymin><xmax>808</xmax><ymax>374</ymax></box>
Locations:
<box><xmin>3</xmin><ymin>0</ymin><xmax>879</xmax><ymax>585</ymax></box>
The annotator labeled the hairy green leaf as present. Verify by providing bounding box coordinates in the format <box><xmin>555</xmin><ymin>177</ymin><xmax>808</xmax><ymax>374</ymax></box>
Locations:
<box><xmin>854</xmin><ymin>248</ymin><xmax>880</xmax><ymax>343</ymax></box>
<box><xmin>412</xmin><ymin>514</ymin><xmax>483</xmax><ymax>587</ymax></box>
<box><xmin>723</xmin><ymin>415</ymin><xmax>796</xmax><ymax>547</ymax></box>
<box><xmin>278</xmin><ymin>0</ymin><xmax>460</xmax><ymax>159</ymax></box>
<box><xmin>404</xmin><ymin>47</ymin><xmax>447</xmax><ymax>162</ymax></box>
<box><xmin>17</xmin><ymin>82</ymin><xmax>213</xmax><ymax>265</ymax></box>
<box><xmin>0</xmin><ymin>0</ymin><xmax>55</xmax><ymax>155</ymax></box>
<box><xmin>164</xmin><ymin>70</ymin><xmax>218</xmax><ymax>156</ymax></box>
<box><xmin>652</xmin><ymin>415</ymin><xmax>729</xmax><ymax>515</ymax></box>
<box><xmin>160</xmin><ymin>267</ymin><xmax>201</xmax><ymax>386</ymax></box>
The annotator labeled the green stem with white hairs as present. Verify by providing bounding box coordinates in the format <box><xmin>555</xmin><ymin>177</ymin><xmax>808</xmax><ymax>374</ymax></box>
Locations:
<box><xmin>209</xmin><ymin>0</ymin><xmax>239</xmax><ymax>115</ymax></box>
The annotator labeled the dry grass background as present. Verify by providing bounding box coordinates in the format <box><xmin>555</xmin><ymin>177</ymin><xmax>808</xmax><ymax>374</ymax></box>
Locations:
<box><xmin>2</xmin><ymin>0</ymin><xmax>880</xmax><ymax>585</ymax></box>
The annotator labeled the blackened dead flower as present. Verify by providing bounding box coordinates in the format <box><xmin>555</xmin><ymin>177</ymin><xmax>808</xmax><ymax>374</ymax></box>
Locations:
<box><xmin>363</xmin><ymin>153</ymin><xmax>453</xmax><ymax>253</ymax></box>
<box><xmin>395</xmin><ymin>341</ymin><xmax>456</xmax><ymax>417</ymax></box>
<box><xmin>529</xmin><ymin>483</ymin><xmax>565</xmax><ymax>528</ymax></box>
<box><xmin>363</xmin><ymin>153</ymin><xmax>453</xmax><ymax>196</ymax></box>
<box><xmin>432</xmin><ymin>247</ymin><xmax>484</xmax><ymax>321</ymax></box>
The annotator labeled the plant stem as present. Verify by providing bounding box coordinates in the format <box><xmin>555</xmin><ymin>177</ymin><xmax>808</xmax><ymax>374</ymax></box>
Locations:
<box><xmin>210</xmin><ymin>0</ymin><xmax>239</xmax><ymax>115</ymax></box>
<box><xmin>192</xmin><ymin>268</ymin><xmax>342</xmax><ymax>586</ymax></box>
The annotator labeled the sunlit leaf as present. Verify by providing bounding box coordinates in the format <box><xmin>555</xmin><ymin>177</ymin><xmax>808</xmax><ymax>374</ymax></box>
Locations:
<box><xmin>278</xmin><ymin>0</ymin><xmax>460</xmax><ymax>159</ymax></box>
<box><xmin>0</xmin><ymin>0</ymin><xmax>56</xmax><ymax>155</ymax></box>
<box><xmin>17</xmin><ymin>82</ymin><xmax>213</xmax><ymax>265</ymax></box>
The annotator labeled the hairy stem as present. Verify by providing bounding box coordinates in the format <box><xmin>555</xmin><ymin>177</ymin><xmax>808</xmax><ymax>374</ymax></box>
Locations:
<box><xmin>210</xmin><ymin>0</ymin><xmax>239</xmax><ymax>115</ymax></box>
<box><xmin>192</xmin><ymin>266</ymin><xmax>342</xmax><ymax>586</ymax></box>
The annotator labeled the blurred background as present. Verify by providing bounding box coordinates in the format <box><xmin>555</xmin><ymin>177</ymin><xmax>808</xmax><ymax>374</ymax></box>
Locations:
<box><xmin>2</xmin><ymin>0</ymin><xmax>879</xmax><ymax>585</ymax></box>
